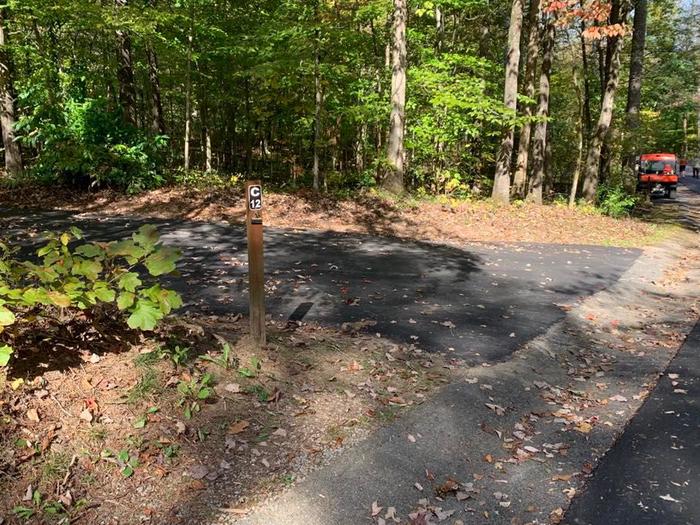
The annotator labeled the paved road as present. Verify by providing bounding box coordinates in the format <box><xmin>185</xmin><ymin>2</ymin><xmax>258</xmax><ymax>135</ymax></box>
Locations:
<box><xmin>564</xmin><ymin>320</ymin><xmax>700</xmax><ymax>525</ymax></box>
<box><xmin>0</xmin><ymin>210</ymin><xmax>639</xmax><ymax>364</ymax></box>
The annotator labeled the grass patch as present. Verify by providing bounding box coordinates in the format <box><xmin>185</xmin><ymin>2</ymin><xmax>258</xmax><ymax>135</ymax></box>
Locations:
<box><xmin>127</xmin><ymin>367</ymin><xmax>161</xmax><ymax>404</ymax></box>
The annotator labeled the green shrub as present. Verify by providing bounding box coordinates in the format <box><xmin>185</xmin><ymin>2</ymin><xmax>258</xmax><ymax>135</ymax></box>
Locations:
<box><xmin>0</xmin><ymin>225</ymin><xmax>182</xmax><ymax>366</ymax></box>
<box><xmin>17</xmin><ymin>98</ymin><xmax>167</xmax><ymax>193</ymax></box>
<box><xmin>596</xmin><ymin>183</ymin><xmax>638</xmax><ymax>218</ymax></box>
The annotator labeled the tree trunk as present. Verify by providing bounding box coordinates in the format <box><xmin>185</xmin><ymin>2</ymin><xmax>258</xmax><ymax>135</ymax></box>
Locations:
<box><xmin>580</xmin><ymin>22</ymin><xmax>592</xmax><ymax>139</ymax></box>
<box><xmin>697</xmin><ymin>84</ymin><xmax>700</xmax><ymax>156</ymax></box>
<box><xmin>625</xmin><ymin>0</ymin><xmax>647</xmax><ymax>129</ymax></box>
<box><xmin>492</xmin><ymin>0</ymin><xmax>524</xmax><ymax>204</ymax></box>
<box><xmin>0</xmin><ymin>7</ymin><xmax>22</xmax><ymax>177</ymax></box>
<box><xmin>145</xmin><ymin>0</ymin><xmax>165</xmax><ymax>135</ymax></box>
<box><xmin>313</xmin><ymin>7</ymin><xmax>322</xmax><ymax>192</ymax></box>
<box><xmin>183</xmin><ymin>3</ymin><xmax>194</xmax><ymax>171</ymax></box>
<box><xmin>526</xmin><ymin>16</ymin><xmax>554</xmax><ymax>204</ymax></box>
<box><xmin>115</xmin><ymin>0</ymin><xmax>137</xmax><ymax>125</ymax></box>
<box><xmin>599</xmin><ymin>0</ymin><xmax>622</xmax><ymax>182</ymax></box>
<box><xmin>384</xmin><ymin>0</ymin><xmax>407</xmax><ymax>194</ymax></box>
<box><xmin>201</xmin><ymin>97</ymin><xmax>212</xmax><ymax>172</ymax></box>
<box><xmin>435</xmin><ymin>5</ymin><xmax>444</xmax><ymax>53</ymax></box>
<box><xmin>146</xmin><ymin>47</ymin><xmax>165</xmax><ymax>135</ymax></box>
<box><xmin>581</xmin><ymin>4</ymin><xmax>630</xmax><ymax>202</ymax></box>
<box><xmin>512</xmin><ymin>0</ymin><xmax>541</xmax><ymax>198</ymax></box>
<box><xmin>569</xmin><ymin>63</ymin><xmax>585</xmax><ymax>207</ymax></box>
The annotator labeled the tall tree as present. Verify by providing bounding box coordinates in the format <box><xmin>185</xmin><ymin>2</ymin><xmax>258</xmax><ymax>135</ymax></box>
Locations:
<box><xmin>512</xmin><ymin>0</ymin><xmax>541</xmax><ymax>198</ymax></box>
<box><xmin>384</xmin><ymin>0</ymin><xmax>407</xmax><ymax>194</ymax></box>
<box><xmin>625</xmin><ymin>0</ymin><xmax>647</xmax><ymax>129</ymax></box>
<box><xmin>579</xmin><ymin>21</ymin><xmax>593</xmax><ymax>139</ymax></box>
<box><xmin>313</xmin><ymin>1</ymin><xmax>322</xmax><ymax>192</ymax></box>
<box><xmin>581</xmin><ymin>3</ymin><xmax>631</xmax><ymax>202</ymax></box>
<box><xmin>115</xmin><ymin>0</ymin><xmax>137</xmax><ymax>125</ymax></box>
<box><xmin>146</xmin><ymin>47</ymin><xmax>165</xmax><ymax>135</ymax></box>
<box><xmin>492</xmin><ymin>0</ymin><xmax>524</xmax><ymax>204</ymax></box>
<box><xmin>183</xmin><ymin>1</ymin><xmax>194</xmax><ymax>171</ymax></box>
<box><xmin>526</xmin><ymin>15</ymin><xmax>555</xmax><ymax>204</ymax></box>
<box><xmin>0</xmin><ymin>6</ymin><xmax>22</xmax><ymax>176</ymax></box>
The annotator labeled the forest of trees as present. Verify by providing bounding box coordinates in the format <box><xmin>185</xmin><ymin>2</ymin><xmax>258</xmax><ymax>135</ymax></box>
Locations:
<box><xmin>0</xmin><ymin>0</ymin><xmax>698</xmax><ymax>204</ymax></box>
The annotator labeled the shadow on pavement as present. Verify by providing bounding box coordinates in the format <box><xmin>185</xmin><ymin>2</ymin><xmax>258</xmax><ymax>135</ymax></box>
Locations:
<box><xmin>0</xmin><ymin>210</ymin><xmax>639</xmax><ymax>367</ymax></box>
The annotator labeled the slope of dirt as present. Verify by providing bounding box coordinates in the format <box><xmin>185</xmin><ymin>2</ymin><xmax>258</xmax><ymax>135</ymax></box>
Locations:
<box><xmin>0</xmin><ymin>315</ymin><xmax>452</xmax><ymax>524</ymax></box>
<box><xmin>0</xmin><ymin>185</ymin><xmax>661</xmax><ymax>247</ymax></box>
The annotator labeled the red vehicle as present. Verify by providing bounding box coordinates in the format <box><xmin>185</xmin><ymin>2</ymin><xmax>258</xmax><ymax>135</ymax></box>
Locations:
<box><xmin>636</xmin><ymin>153</ymin><xmax>679</xmax><ymax>198</ymax></box>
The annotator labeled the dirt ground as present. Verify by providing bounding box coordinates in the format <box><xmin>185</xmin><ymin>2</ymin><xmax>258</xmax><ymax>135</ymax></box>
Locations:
<box><xmin>0</xmin><ymin>314</ymin><xmax>454</xmax><ymax>524</ymax></box>
<box><xmin>0</xmin><ymin>185</ymin><xmax>662</xmax><ymax>247</ymax></box>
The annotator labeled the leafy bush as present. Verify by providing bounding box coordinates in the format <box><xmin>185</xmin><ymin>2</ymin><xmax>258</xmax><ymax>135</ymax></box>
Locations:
<box><xmin>0</xmin><ymin>225</ymin><xmax>182</xmax><ymax>366</ymax></box>
<box><xmin>17</xmin><ymin>98</ymin><xmax>167</xmax><ymax>193</ymax></box>
<box><xmin>596</xmin><ymin>183</ymin><xmax>639</xmax><ymax>218</ymax></box>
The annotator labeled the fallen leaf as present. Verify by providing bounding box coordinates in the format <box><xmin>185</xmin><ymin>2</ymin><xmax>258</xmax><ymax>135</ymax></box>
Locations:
<box><xmin>384</xmin><ymin>506</ymin><xmax>398</xmax><ymax>522</ymax></box>
<box><xmin>549</xmin><ymin>507</ymin><xmax>564</xmax><ymax>524</ymax></box>
<box><xmin>228</xmin><ymin>420</ymin><xmax>250</xmax><ymax>434</ymax></box>
<box><xmin>609</xmin><ymin>395</ymin><xmax>628</xmax><ymax>402</ymax></box>
<box><xmin>551</xmin><ymin>474</ymin><xmax>573</xmax><ymax>482</ymax></box>
<box><xmin>436</xmin><ymin>478</ymin><xmax>459</xmax><ymax>496</ymax></box>
<box><xmin>659</xmin><ymin>494</ymin><xmax>681</xmax><ymax>503</ymax></box>
<box><xmin>371</xmin><ymin>501</ymin><xmax>383</xmax><ymax>517</ymax></box>
<box><xmin>26</xmin><ymin>409</ymin><xmax>40</xmax><ymax>423</ymax></box>
<box><xmin>485</xmin><ymin>403</ymin><xmax>505</xmax><ymax>416</ymax></box>
<box><xmin>188</xmin><ymin>464</ymin><xmax>209</xmax><ymax>480</ymax></box>
<box><xmin>79</xmin><ymin>409</ymin><xmax>93</xmax><ymax>423</ymax></box>
<box><xmin>575</xmin><ymin>422</ymin><xmax>592</xmax><ymax>434</ymax></box>
<box><xmin>272</xmin><ymin>428</ymin><xmax>287</xmax><ymax>438</ymax></box>
<box><xmin>563</xmin><ymin>487</ymin><xmax>576</xmax><ymax>499</ymax></box>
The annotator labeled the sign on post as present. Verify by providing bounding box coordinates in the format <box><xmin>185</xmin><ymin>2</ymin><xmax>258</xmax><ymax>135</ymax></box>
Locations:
<box><xmin>246</xmin><ymin>181</ymin><xmax>266</xmax><ymax>347</ymax></box>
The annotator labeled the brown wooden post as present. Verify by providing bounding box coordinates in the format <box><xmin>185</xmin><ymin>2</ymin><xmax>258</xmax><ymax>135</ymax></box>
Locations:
<box><xmin>246</xmin><ymin>180</ymin><xmax>266</xmax><ymax>347</ymax></box>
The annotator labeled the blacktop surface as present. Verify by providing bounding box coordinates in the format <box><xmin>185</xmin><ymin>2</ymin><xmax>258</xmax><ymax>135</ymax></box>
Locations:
<box><xmin>564</xmin><ymin>319</ymin><xmax>700</xmax><ymax>525</ymax></box>
<box><xmin>0</xmin><ymin>210</ymin><xmax>639</xmax><ymax>365</ymax></box>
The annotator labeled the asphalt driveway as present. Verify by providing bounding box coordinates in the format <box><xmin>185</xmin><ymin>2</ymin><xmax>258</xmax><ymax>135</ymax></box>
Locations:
<box><xmin>0</xmin><ymin>209</ymin><xmax>639</xmax><ymax>364</ymax></box>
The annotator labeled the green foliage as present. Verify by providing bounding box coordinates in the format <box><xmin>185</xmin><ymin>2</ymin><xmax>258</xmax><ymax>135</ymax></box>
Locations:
<box><xmin>596</xmin><ymin>184</ymin><xmax>639</xmax><ymax>218</ymax></box>
<box><xmin>177</xmin><ymin>373</ymin><xmax>214</xmax><ymax>419</ymax></box>
<box><xmin>16</xmin><ymin>97</ymin><xmax>167</xmax><ymax>192</ymax></box>
<box><xmin>0</xmin><ymin>225</ymin><xmax>182</xmax><ymax>366</ymax></box>
<box><xmin>199</xmin><ymin>338</ymin><xmax>235</xmax><ymax>369</ymax></box>
<box><xmin>238</xmin><ymin>356</ymin><xmax>262</xmax><ymax>378</ymax></box>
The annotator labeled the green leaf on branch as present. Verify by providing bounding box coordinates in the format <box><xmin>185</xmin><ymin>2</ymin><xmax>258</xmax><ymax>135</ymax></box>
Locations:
<box><xmin>75</xmin><ymin>243</ymin><xmax>104</xmax><ymax>258</ymax></box>
<box><xmin>107</xmin><ymin>240</ymin><xmax>146</xmax><ymax>264</ymax></box>
<box><xmin>118</xmin><ymin>272</ymin><xmax>142</xmax><ymax>292</ymax></box>
<box><xmin>117</xmin><ymin>292</ymin><xmax>136</xmax><ymax>310</ymax></box>
<box><xmin>145</xmin><ymin>285</ymin><xmax>183</xmax><ymax>315</ymax></box>
<box><xmin>0</xmin><ymin>306</ymin><xmax>15</xmax><ymax>326</ymax></box>
<box><xmin>133</xmin><ymin>225</ymin><xmax>160</xmax><ymax>252</ymax></box>
<box><xmin>73</xmin><ymin>259</ymin><xmax>103</xmax><ymax>281</ymax></box>
<box><xmin>0</xmin><ymin>345</ymin><xmax>13</xmax><ymax>366</ymax></box>
<box><xmin>145</xmin><ymin>247</ymin><xmax>180</xmax><ymax>276</ymax></box>
<box><xmin>91</xmin><ymin>282</ymin><xmax>116</xmax><ymax>302</ymax></box>
<box><xmin>47</xmin><ymin>291</ymin><xmax>72</xmax><ymax>308</ymax></box>
<box><xmin>127</xmin><ymin>301</ymin><xmax>164</xmax><ymax>331</ymax></box>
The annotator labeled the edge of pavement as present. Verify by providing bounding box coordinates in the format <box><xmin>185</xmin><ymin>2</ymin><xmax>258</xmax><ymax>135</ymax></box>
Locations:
<box><xmin>210</xmin><ymin>228</ymin><xmax>700</xmax><ymax>525</ymax></box>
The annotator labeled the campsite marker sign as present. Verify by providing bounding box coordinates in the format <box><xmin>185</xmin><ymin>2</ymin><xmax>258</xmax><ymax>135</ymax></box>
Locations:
<box><xmin>246</xmin><ymin>181</ymin><xmax>265</xmax><ymax>347</ymax></box>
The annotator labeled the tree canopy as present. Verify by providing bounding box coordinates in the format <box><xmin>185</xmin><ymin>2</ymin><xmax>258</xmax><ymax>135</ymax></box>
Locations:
<box><xmin>0</xmin><ymin>0</ymin><xmax>697</xmax><ymax>202</ymax></box>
